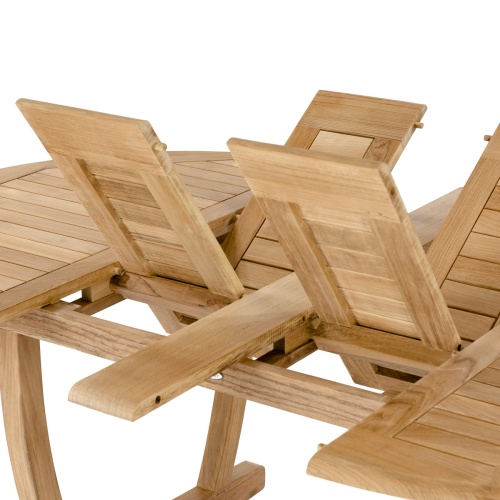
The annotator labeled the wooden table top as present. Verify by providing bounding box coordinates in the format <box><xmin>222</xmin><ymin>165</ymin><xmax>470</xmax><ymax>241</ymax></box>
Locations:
<box><xmin>0</xmin><ymin>153</ymin><xmax>269</xmax><ymax>323</ymax></box>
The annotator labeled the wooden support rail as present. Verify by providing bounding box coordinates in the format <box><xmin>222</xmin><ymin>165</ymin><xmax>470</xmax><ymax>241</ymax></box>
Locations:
<box><xmin>110</xmin><ymin>272</ymin><xmax>233</xmax><ymax>319</ymax></box>
<box><xmin>68</xmin><ymin>273</ymin><xmax>316</xmax><ymax>420</ymax></box>
<box><xmin>312</xmin><ymin>323</ymin><xmax>451</xmax><ymax>377</ymax></box>
<box><xmin>3</xmin><ymin>299</ymin><xmax>388</xmax><ymax>429</ymax></box>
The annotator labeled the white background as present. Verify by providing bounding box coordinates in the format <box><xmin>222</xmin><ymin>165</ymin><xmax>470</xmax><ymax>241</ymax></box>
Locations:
<box><xmin>0</xmin><ymin>1</ymin><xmax>499</xmax><ymax>498</ymax></box>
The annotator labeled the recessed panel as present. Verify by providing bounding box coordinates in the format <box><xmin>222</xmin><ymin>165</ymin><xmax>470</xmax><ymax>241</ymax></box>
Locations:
<box><xmin>310</xmin><ymin>130</ymin><xmax>373</xmax><ymax>158</ymax></box>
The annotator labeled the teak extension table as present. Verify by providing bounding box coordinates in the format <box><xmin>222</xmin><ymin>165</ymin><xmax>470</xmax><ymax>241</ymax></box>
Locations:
<box><xmin>2</xmin><ymin>91</ymin><xmax>500</xmax><ymax>499</ymax></box>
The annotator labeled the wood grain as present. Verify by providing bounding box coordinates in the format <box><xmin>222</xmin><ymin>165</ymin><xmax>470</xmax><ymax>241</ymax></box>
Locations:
<box><xmin>204</xmin><ymin>359</ymin><xmax>386</xmax><ymax>429</ymax></box>
<box><xmin>0</xmin><ymin>161</ymin><xmax>55</xmax><ymax>183</ymax></box>
<box><xmin>197</xmin><ymin>393</ymin><xmax>246</xmax><ymax>491</ymax></box>
<box><xmin>286</xmin><ymin>90</ymin><xmax>426</xmax><ymax>153</ymax></box>
<box><xmin>176</xmin><ymin>462</ymin><xmax>264</xmax><ymax>500</ymax></box>
<box><xmin>221</xmin><ymin>196</ymin><xmax>265</xmax><ymax>269</ymax></box>
<box><xmin>313</xmin><ymin>323</ymin><xmax>450</xmax><ymax>377</ymax></box>
<box><xmin>309</xmin><ymin>130</ymin><xmax>372</xmax><ymax>157</ymax></box>
<box><xmin>142</xmin><ymin>169</ymin><xmax>244</xmax><ymax>299</ymax></box>
<box><xmin>0</xmin><ymin>249</ymin><xmax>120</xmax><ymax>324</ymax></box>
<box><xmin>110</xmin><ymin>272</ymin><xmax>232</xmax><ymax>319</ymax></box>
<box><xmin>370</xmin><ymin>216</ymin><xmax>460</xmax><ymax>350</ymax></box>
<box><xmin>308</xmin><ymin>324</ymin><xmax>500</xmax><ymax>498</ymax></box>
<box><xmin>229</xmin><ymin>138</ymin><xmax>460</xmax><ymax>352</ymax></box>
<box><xmin>428</xmin><ymin>157</ymin><xmax>500</xmax><ymax>285</ymax></box>
<box><xmin>18</xmin><ymin>99</ymin><xmax>249</xmax><ymax>302</ymax></box>
<box><xmin>0</xmin><ymin>330</ymin><xmax>61</xmax><ymax>499</ymax></box>
<box><xmin>257</xmin><ymin>198</ymin><xmax>353</xmax><ymax>325</ymax></box>
<box><xmin>69</xmin><ymin>273</ymin><xmax>314</xmax><ymax>420</ymax></box>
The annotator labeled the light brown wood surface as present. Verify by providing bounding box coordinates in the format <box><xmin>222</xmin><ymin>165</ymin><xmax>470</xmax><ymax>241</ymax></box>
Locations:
<box><xmin>0</xmin><ymin>161</ymin><xmax>461</xmax><ymax>500</ymax></box>
<box><xmin>305</xmin><ymin>120</ymin><xmax>500</xmax><ymax>497</ymax></box>
<box><xmin>427</xmin><ymin>124</ymin><xmax>500</xmax><ymax>345</ymax></box>
<box><xmin>18</xmin><ymin>99</ymin><xmax>245</xmax><ymax>300</ymax></box>
<box><xmin>1</xmin><ymin>300</ymin><xmax>386</xmax><ymax>430</ymax></box>
<box><xmin>221</xmin><ymin>196</ymin><xmax>266</xmax><ymax>269</ymax></box>
<box><xmin>0</xmin><ymin>163</ymin><xmax>120</xmax><ymax>325</ymax></box>
<box><xmin>204</xmin><ymin>359</ymin><xmax>387</xmax><ymax>429</ymax></box>
<box><xmin>0</xmin><ymin>330</ymin><xmax>61</xmax><ymax>499</ymax></box>
<box><xmin>0</xmin><ymin>161</ymin><xmax>55</xmax><ymax>183</ymax></box>
<box><xmin>0</xmin><ymin>137</ymin><xmax>455</xmax><ymax>330</ymax></box>
<box><xmin>228</xmin><ymin>138</ymin><xmax>461</xmax><ymax>352</ymax></box>
<box><xmin>0</xmin><ymin>157</ymin><xmax>252</xmax><ymax>498</ymax></box>
<box><xmin>223</xmin><ymin>90</ymin><xmax>427</xmax><ymax>291</ymax></box>
<box><xmin>197</xmin><ymin>393</ymin><xmax>246</xmax><ymax>492</ymax></box>
<box><xmin>257</xmin><ymin>197</ymin><xmax>354</xmax><ymax>326</ymax></box>
<box><xmin>0</xmin><ymin>91</ymin><xmax>475</xmax><ymax>500</ymax></box>
<box><xmin>0</xmin><ymin>137</ymin><xmax>459</xmax><ymax>500</ymax></box>
<box><xmin>313</xmin><ymin>323</ymin><xmax>450</xmax><ymax>377</ymax></box>
<box><xmin>285</xmin><ymin>90</ymin><xmax>426</xmax><ymax>169</ymax></box>
<box><xmin>142</xmin><ymin>167</ymin><xmax>244</xmax><ymax>299</ymax></box>
<box><xmin>308</xmin><ymin>325</ymin><xmax>500</xmax><ymax>499</ymax></box>
<box><xmin>176</xmin><ymin>462</ymin><xmax>265</xmax><ymax>500</ymax></box>
<box><xmin>69</xmin><ymin>272</ymin><xmax>315</xmax><ymax>420</ymax></box>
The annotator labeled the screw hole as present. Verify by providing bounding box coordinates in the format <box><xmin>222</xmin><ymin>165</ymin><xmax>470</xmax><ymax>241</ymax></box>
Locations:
<box><xmin>155</xmin><ymin>395</ymin><xmax>161</xmax><ymax>404</ymax></box>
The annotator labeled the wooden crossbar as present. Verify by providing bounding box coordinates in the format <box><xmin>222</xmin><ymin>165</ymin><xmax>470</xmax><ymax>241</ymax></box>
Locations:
<box><xmin>68</xmin><ymin>273</ymin><xmax>316</xmax><ymax>420</ymax></box>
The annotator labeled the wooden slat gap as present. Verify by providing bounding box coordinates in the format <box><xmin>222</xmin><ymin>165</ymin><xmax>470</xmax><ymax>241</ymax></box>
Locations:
<box><xmin>395</xmin><ymin>422</ymin><xmax>500</xmax><ymax>467</ymax></box>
